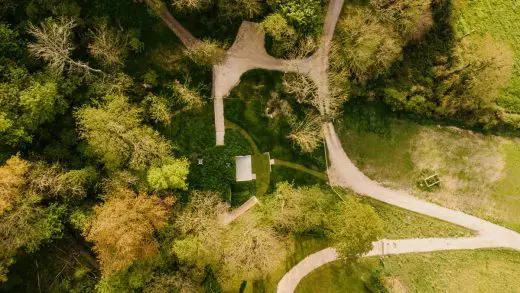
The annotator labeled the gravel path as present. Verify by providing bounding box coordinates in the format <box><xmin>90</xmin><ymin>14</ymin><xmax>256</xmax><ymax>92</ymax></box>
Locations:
<box><xmin>274</xmin><ymin>124</ymin><xmax>520</xmax><ymax>293</ymax></box>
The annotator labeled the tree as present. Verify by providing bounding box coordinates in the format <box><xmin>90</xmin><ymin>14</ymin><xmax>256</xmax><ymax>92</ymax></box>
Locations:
<box><xmin>170</xmin><ymin>80</ymin><xmax>205</xmax><ymax>111</ymax></box>
<box><xmin>0</xmin><ymin>156</ymin><xmax>66</xmax><ymax>282</ymax></box>
<box><xmin>172</xmin><ymin>191</ymin><xmax>228</xmax><ymax>270</ymax></box>
<box><xmin>88</xmin><ymin>21</ymin><xmax>143</xmax><ymax>69</ymax></box>
<box><xmin>76</xmin><ymin>95</ymin><xmax>172</xmax><ymax>170</ymax></box>
<box><xmin>287</xmin><ymin>113</ymin><xmax>322</xmax><ymax>153</ymax></box>
<box><xmin>371</xmin><ymin>0</ymin><xmax>433</xmax><ymax>41</ymax></box>
<box><xmin>28</xmin><ymin>18</ymin><xmax>103</xmax><ymax>76</ymax></box>
<box><xmin>19</xmin><ymin>80</ymin><xmax>67</xmax><ymax>130</ymax></box>
<box><xmin>278</xmin><ymin>0</ymin><xmax>323</xmax><ymax>35</ymax></box>
<box><xmin>332</xmin><ymin>7</ymin><xmax>402</xmax><ymax>82</ymax></box>
<box><xmin>282</xmin><ymin>73</ymin><xmax>319</xmax><ymax>109</ymax></box>
<box><xmin>217</xmin><ymin>0</ymin><xmax>263</xmax><ymax>19</ymax></box>
<box><xmin>0</xmin><ymin>156</ymin><xmax>30</xmax><ymax>214</ymax></box>
<box><xmin>172</xmin><ymin>191</ymin><xmax>287</xmax><ymax>286</ymax></box>
<box><xmin>172</xmin><ymin>0</ymin><xmax>212</xmax><ymax>11</ymax></box>
<box><xmin>263</xmin><ymin>182</ymin><xmax>334</xmax><ymax>234</ymax></box>
<box><xmin>147</xmin><ymin>157</ymin><xmax>189</xmax><ymax>191</ymax></box>
<box><xmin>184</xmin><ymin>39</ymin><xmax>225</xmax><ymax>66</ymax></box>
<box><xmin>86</xmin><ymin>189</ymin><xmax>172</xmax><ymax>275</ymax></box>
<box><xmin>219</xmin><ymin>213</ymin><xmax>286</xmax><ymax>286</ymax></box>
<box><xmin>325</xmin><ymin>197</ymin><xmax>383</xmax><ymax>261</ymax></box>
<box><xmin>142</xmin><ymin>93</ymin><xmax>171</xmax><ymax>125</ymax></box>
<box><xmin>0</xmin><ymin>66</ymin><xmax>71</xmax><ymax>146</ymax></box>
<box><xmin>451</xmin><ymin>36</ymin><xmax>513</xmax><ymax>108</ymax></box>
<box><xmin>144</xmin><ymin>273</ymin><xmax>201</xmax><ymax>293</ymax></box>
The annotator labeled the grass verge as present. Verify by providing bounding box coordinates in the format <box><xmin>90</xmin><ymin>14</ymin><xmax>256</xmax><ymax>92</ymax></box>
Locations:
<box><xmin>298</xmin><ymin>249</ymin><xmax>520</xmax><ymax>293</ymax></box>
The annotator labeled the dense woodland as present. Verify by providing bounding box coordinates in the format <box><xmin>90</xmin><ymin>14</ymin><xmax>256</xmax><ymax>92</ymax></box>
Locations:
<box><xmin>0</xmin><ymin>0</ymin><xmax>518</xmax><ymax>292</ymax></box>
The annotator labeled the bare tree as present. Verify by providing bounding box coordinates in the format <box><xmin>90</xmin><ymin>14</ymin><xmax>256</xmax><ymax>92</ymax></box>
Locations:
<box><xmin>28</xmin><ymin>18</ymin><xmax>103</xmax><ymax>76</ymax></box>
<box><xmin>288</xmin><ymin>113</ymin><xmax>323</xmax><ymax>153</ymax></box>
<box><xmin>283</xmin><ymin>73</ymin><xmax>319</xmax><ymax>109</ymax></box>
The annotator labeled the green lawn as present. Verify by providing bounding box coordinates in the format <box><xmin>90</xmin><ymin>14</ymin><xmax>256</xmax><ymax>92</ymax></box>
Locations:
<box><xmin>252</xmin><ymin>153</ymin><xmax>272</xmax><ymax>197</ymax></box>
<box><xmin>492</xmin><ymin>141</ymin><xmax>520</xmax><ymax>231</ymax></box>
<box><xmin>298</xmin><ymin>249</ymin><xmax>520</xmax><ymax>293</ymax></box>
<box><xmin>454</xmin><ymin>0</ymin><xmax>520</xmax><ymax>113</ymax></box>
<box><xmin>362</xmin><ymin>197</ymin><xmax>475</xmax><ymax>239</ymax></box>
<box><xmin>336</xmin><ymin>100</ymin><xmax>520</xmax><ymax>232</ymax></box>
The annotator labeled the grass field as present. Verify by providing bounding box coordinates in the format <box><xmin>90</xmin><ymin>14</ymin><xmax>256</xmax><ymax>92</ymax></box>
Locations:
<box><xmin>297</xmin><ymin>249</ymin><xmax>520</xmax><ymax>293</ymax></box>
<box><xmin>454</xmin><ymin>0</ymin><xmax>520</xmax><ymax>113</ymax></box>
<box><xmin>336</xmin><ymin>100</ymin><xmax>520</xmax><ymax>232</ymax></box>
<box><xmin>362</xmin><ymin>197</ymin><xmax>475</xmax><ymax>239</ymax></box>
<box><xmin>236</xmin><ymin>185</ymin><xmax>474</xmax><ymax>293</ymax></box>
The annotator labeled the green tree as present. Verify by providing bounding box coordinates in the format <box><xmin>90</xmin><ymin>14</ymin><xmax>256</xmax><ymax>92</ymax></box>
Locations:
<box><xmin>262</xmin><ymin>13</ymin><xmax>297</xmax><ymax>56</ymax></box>
<box><xmin>147</xmin><ymin>157</ymin><xmax>189</xmax><ymax>191</ymax></box>
<box><xmin>170</xmin><ymin>80</ymin><xmax>205</xmax><ymax>111</ymax></box>
<box><xmin>325</xmin><ymin>197</ymin><xmax>383</xmax><ymax>261</ymax></box>
<box><xmin>76</xmin><ymin>95</ymin><xmax>172</xmax><ymax>170</ymax></box>
<box><xmin>88</xmin><ymin>21</ymin><xmax>143</xmax><ymax>70</ymax></box>
<box><xmin>19</xmin><ymin>80</ymin><xmax>67</xmax><ymax>130</ymax></box>
<box><xmin>217</xmin><ymin>0</ymin><xmax>263</xmax><ymax>19</ymax></box>
<box><xmin>172</xmin><ymin>191</ymin><xmax>287</xmax><ymax>287</ymax></box>
<box><xmin>278</xmin><ymin>0</ymin><xmax>323</xmax><ymax>35</ymax></box>
<box><xmin>185</xmin><ymin>39</ymin><xmax>225</xmax><ymax>66</ymax></box>
<box><xmin>142</xmin><ymin>93</ymin><xmax>171</xmax><ymax>125</ymax></box>
<box><xmin>332</xmin><ymin>7</ymin><xmax>402</xmax><ymax>83</ymax></box>
<box><xmin>171</xmin><ymin>0</ymin><xmax>212</xmax><ymax>11</ymax></box>
<box><xmin>371</xmin><ymin>0</ymin><xmax>433</xmax><ymax>41</ymax></box>
<box><xmin>263</xmin><ymin>182</ymin><xmax>334</xmax><ymax>233</ymax></box>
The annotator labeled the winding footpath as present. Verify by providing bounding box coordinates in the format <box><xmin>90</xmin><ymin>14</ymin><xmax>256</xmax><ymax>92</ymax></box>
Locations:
<box><xmin>146</xmin><ymin>1</ymin><xmax>520</xmax><ymax>292</ymax></box>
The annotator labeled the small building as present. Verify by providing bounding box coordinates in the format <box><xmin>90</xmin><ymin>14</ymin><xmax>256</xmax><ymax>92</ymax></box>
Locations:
<box><xmin>235</xmin><ymin>155</ymin><xmax>256</xmax><ymax>182</ymax></box>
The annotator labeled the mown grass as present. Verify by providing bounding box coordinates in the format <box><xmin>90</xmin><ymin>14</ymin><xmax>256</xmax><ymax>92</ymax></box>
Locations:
<box><xmin>492</xmin><ymin>141</ymin><xmax>520</xmax><ymax>231</ymax></box>
<box><xmin>298</xmin><ymin>249</ymin><xmax>520</xmax><ymax>293</ymax></box>
<box><xmin>336</xmin><ymin>101</ymin><xmax>419</xmax><ymax>189</ymax></box>
<box><xmin>336</xmin><ymin>100</ymin><xmax>520</xmax><ymax>232</ymax></box>
<box><xmin>252</xmin><ymin>153</ymin><xmax>271</xmax><ymax>197</ymax></box>
<box><xmin>362</xmin><ymin>197</ymin><xmax>475</xmax><ymax>239</ymax></box>
<box><xmin>454</xmin><ymin>0</ymin><xmax>520</xmax><ymax>113</ymax></box>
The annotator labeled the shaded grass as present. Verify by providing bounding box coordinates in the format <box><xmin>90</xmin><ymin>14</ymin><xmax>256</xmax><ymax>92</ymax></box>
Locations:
<box><xmin>226</xmin><ymin>119</ymin><xmax>260</xmax><ymax>154</ymax></box>
<box><xmin>252</xmin><ymin>153</ymin><xmax>271</xmax><ymax>197</ymax></box>
<box><xmin>336</xmin><ymin>101</ymin><xmax>419</xmax><ymax>188</ymax></box>
<box><xmin>273</xmin><ymin>159</ymin><xmax>328</xmax><ymax>181</ymax></box>
<box><xmin>269</xmin><ymin>165</ymin><xmax>327</xmax><ymax>192</ymax></box>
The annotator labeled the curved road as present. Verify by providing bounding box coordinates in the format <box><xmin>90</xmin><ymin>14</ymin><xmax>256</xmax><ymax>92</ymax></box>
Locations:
<box><xmin>277</xmin><ymin>125</ymin><xmax>520</xmax><ymax>293</ymax></box>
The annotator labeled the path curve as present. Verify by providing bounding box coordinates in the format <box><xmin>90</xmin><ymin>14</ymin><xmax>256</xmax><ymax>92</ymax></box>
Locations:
<box><xmin>275</xmin><ymin>124</ymin><xmax>520</xmax><ymax>293</ymax></box>
<box><xmin>277</xmin><ymin>236</ymin><xmax>511</xmax><ymax>293</ymax></box>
